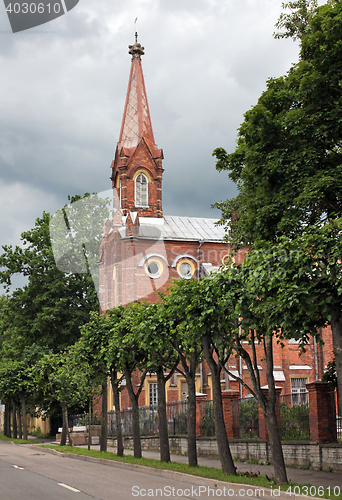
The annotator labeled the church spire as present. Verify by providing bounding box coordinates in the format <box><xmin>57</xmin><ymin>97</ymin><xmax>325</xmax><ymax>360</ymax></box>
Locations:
<box><xmin>118</xmin><ymin>36</ymin><xmax>155</xmax><ymax>150</ymax></box>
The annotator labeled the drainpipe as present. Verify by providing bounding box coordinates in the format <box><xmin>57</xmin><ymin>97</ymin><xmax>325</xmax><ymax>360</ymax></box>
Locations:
<box><xmin>197</xmin><ymin>239</ymin><xmax>204</xmax><ymax>280</ymax></box>
<box><xmin>200</xmin><ymin>363</ymin><xmax>203</xmax><ymax>393</ymax></box>
<box><xmin>225</xmin><ymin>349</ymin><xmax>229</xmax><ymax>390</ymax></box>
<box><xmin>314</xmin><ymin>336</ymin><xmax>319</xmax><ymax>380</ymax></box>
<box><xmin>239</xmin><ymin>323</ymin><xmax>243</xmax><ymax>399</ymax></box>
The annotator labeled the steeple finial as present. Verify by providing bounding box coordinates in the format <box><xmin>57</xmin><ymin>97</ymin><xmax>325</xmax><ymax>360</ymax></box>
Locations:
<box><xmin>134</xmin><ymin>17</ymin><xmax>138</xmax><ymax>43</ymax></box>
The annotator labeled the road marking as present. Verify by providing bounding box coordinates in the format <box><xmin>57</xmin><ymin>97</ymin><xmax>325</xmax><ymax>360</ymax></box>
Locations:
<box><xmin>13</xmin><ymin>465</ymin><xmax>24</xmax><ymax>470</ymax></box>
<box><xmin>58</xmin><ymin>483</ymin><xmax>80</xmax><ymax>493</ymax></box>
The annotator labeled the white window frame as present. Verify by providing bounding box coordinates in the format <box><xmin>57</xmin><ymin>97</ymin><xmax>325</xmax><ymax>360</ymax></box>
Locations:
<box><xmin>135</xmin><ymin>172</ymin><xmax>149</xmax><ymax>207</ymax></box>
<box><xmin>291</xmin><ymin>377</ymin><xmax>308</xmax><ymax>406</ymax></box>
<box><xmin>149</xmin><ymin>382</ymin><xmax>158</xmax><ymax>407</ymax></box>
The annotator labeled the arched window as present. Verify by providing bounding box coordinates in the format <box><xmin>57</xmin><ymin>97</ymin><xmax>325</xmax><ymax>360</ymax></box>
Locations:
<box><xmin>135</xmin><ymin>172</ymin><xmax>148</xmax><ymax>207</ymax></box>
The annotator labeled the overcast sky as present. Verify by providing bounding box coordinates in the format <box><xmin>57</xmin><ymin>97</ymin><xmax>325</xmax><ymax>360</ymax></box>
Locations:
<box><xmin>0</xmin><ymin>0</ymin><xmax>326</xmax><ymax>289</ymax></box>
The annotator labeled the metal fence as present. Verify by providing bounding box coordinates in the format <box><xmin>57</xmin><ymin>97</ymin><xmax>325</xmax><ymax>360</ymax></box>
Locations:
<box><xmin>279</xmin><ymin>394</ymin><xmax>310</xmax><ymax>440</ymax></box>
<box><xmin>197</xmin><ymin>400</ymin><xmax>215</xmax><ymax>437</ymax></box>
<box><xmin>108</xmin><ymin>400</ymin><xmax>191</xmax><ymax>438</ymax></box>
<box><xmin>239</xmin><ymin>398</ymin><xmax>259</xmax><ymax>438</ymax></box>
<box><xmin>68</xmin><ymin>413</ymin><xmax>100</xmax><ymax>428</ymax></box>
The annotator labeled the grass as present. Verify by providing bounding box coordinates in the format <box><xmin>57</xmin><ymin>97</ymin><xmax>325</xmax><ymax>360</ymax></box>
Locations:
<box><xmin>0</xmin><ymin>434</ymin><xmax>38</xmax><ymax>445</ymax></box>
<box><xmin>37</xmin><ymin>444</ymin><xmax>342</xmax><ymax>500</ymax></box>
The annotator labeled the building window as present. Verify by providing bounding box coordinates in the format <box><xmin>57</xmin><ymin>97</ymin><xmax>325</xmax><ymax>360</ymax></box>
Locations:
<box><xmin>291</xmin><ymin>378</ymin><xmax>308</xmax><ymax>406</ymax></box>
<box><xmin>144</xmin><ymin>257</ymin><xmax>164</xmax><ymax>279</ymax></box>
<box><xmin>135</xmin><ymin>172</ymin><xmax>148</xmax><ymax>207</ymax></box>
<box><xmin>149</xmin><ymin>383</ymin><xmax>158</xmax><ymax>407</ymax></box>
<box><xmin>176</xmin><ymin>258</ymin><xmax>195</xmax><ymax>279</ymax></box>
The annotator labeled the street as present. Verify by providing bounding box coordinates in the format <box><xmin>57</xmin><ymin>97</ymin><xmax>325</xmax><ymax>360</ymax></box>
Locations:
<box><xmin>0</xmin><ymin>441</ymin><xmax>266</xmax><ymax>500</ymax></box>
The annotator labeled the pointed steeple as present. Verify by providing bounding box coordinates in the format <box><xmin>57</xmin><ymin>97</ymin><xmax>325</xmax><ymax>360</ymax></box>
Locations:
<box><xmin>111</xmin><ymin>35</ymin><xmax>164</xmax><ymax>219</ymax></box>
<box><xmin>118</xmin><ymin>34</ymin><xmax>155</xmax><ymax>150</ymax></box>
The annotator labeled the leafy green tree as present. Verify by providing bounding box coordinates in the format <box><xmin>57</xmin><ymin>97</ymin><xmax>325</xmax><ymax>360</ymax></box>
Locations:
<box><xmin>135</xmin><ymin>302</ymin><xmax>179</xmax><ymax>463</ymax></box>
<box><xmin>34</xmin><ymin>350</ymin><xmax>91</xmax><ymax>446</ymax></box>
<box><xmin>162</xmin><ymin>279</ymin><xmax>205</xmax><ymax>468</ymax></box>
<box><xmin>213</xmin><ymin>0</ymin><xmax>342</xmax><ymax>423</ymax></box>
<box><xmin>78</xmin><ymin>309</ymin><xmax>127</xmax><ymax>455</ymax></box>
<box><xmin>274</xmin><ymin>0</ymin><xmax>318</xmax><ymax>41</ymax></box>
<box><xmin>107</xmin><ymin>303</ymin><xmax>148</xmax><ymax>459</ymax></box>
<box><xmin>214</xmin><ymin>0</ymin><xmax>342</xmax><ymax>247</ymax></box>
<box><xmin>171</xmin><ymin>278</ymin><xmax>236</xmax><ymax>475</ymax></box>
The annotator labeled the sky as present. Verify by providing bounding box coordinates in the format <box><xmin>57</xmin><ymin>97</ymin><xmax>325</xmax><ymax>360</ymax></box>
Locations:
<box><xmin>0</xmin><ymin>0</ymin><xmax>325</xmax><ymax>288</ymax></box>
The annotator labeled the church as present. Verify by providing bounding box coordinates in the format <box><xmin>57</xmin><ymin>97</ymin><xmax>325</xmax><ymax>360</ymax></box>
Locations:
<box><xmin>98</xmin><ymin>37</ymin><xmax>334</xmax><ymax>410</ymax></box>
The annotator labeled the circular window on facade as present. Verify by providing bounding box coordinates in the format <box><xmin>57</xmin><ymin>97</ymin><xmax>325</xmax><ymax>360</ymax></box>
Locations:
<box><xmin>144</xmin><ymin>258</ymin><xmax>164</xmax><ymax>279</ymax></box>
<box><xmin>176</xmin><ymin>259</ymin><xmax>195</xmax><ymax>279</ymax></box>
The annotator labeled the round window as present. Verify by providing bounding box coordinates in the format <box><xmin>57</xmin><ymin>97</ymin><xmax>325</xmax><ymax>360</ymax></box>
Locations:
<box><xmin>179</xmin><ymin>262</ymin><xmax>192</xmax><ymax>278</ymax></box>
<box><xmin>176</xmin><ymin>259</ymin><xmax>195</xmax><ymax>279</ymax></box>
<box><xmin>147</xmin><ymin>261</ymin><xmax>160</xmax><ymax>277</ymax></box>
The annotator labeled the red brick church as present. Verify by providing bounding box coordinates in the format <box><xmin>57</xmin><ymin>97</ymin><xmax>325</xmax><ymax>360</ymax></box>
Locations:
<box><xmin>98</xmin><ymin>37</ymin><xmax>335</xmax><ymax>411</ymax></box>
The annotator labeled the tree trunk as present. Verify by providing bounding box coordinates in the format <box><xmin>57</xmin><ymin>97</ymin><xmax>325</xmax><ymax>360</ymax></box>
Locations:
<box><xmin>4</xmin><ymin>401</ymin><xmax>10</xmax><ymax>437</ymax></box>
<box><xmin>265</xmin><ymin>405</ymin><xmax>288</xmax><ymax>484</ymax></box>
<box><xmin>203</xmin><ymin>335</ymin><xmax>236</xmax><ymax>475</ymax></box>
<box><xmin>61</xmin><ymin>404</ymin><xmax>72</xmax><ymax>446</ymax></box>
<box><xmin>88</xmin><ymin>398</ymin><xmax>92</xmax><ymax>450</ymax></box>
<box><xmin>156</xmin><ymin>366</ymin><xmax>170</xmax><ymax>463</ymax></box>
<box><xmin>21</xmin><ymin>394</ymin><xmax>27</xmax><ymax>440</ymax></box>
<box><xmin>330</xmin><ymin>303</ymin><xmax>342</xmax><ymax>416</ymax></box>
<box><xmin>18</xmin><ymin>404</ymin><xmax>22</xmax><ymax>439</ymax></box>
<box><xmin>178</xmin><ymin>348</ymin><xmax>198</xmax><ymax>467</ymax></box>
<box><xmin>12</xmin><ymin>401</ymin><xmax>17</xmax><ymax>439</ymax></box>
<box><xmin>124</xmin><ymin>365</ymin><xmax>141</xmax><ymax>458</ymax></box>
<box><xmin>111</xmin><ymin>370</ymin><xmax>124</xmax><ymax>457</ymax></box>
<box><xmin>100</xmin><ymin>375</ymin><xmax>108</xmax><ymax>452</ymax></box>
<box><xmin>185</xmin><ymin>373</ymin><xmax>198</xmax><ymax>467</ymax></box>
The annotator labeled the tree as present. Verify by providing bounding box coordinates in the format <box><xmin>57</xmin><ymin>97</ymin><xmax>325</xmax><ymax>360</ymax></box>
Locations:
<box><xmin>135</xmin><ymin>302</ymin><xmax>179</xmax><ymax>463</ymax></box>
<box><xmin>214</xmin><ymin>0</ymin><xmax>342</xmax><ymax>248</ymax></box>
<box><xmin>172</xmin><ymin>278</ymin><xmax>236</xmax><ymax>475</ymax></box>
<box><xmin>213</xmin><ymin>0</ymin><xmax>342</xmax><ymax>418</ymax></box>
<box><xmin>274</xmin><ymin>0</ymin><xmax>318</xmax><ymax>41</ymax></box>
<box><xmin>107</xmin><ymin>303</ymin><xmax>148</xmax><ymax>459</ymax></box>
<box><xmin>34</xmin><ymin>350</ymin><xmax>91</xmax><ymax>446</ymax></box>
<box><xmin>162</xmin><ymin>279</ymin><xmax>205</xmax><ymax>468</ymax></box>
<box><xmin>78</xmin><ymin>309</ymin><xmax>127</xmax><ymax>455</ymax></box>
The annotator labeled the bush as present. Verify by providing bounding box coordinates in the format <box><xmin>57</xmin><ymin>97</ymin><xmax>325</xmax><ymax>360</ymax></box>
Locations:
<box><xmin>280</xmin><ymin>403</ymin><xmax>310</xmax><ymax>440</ymax></box>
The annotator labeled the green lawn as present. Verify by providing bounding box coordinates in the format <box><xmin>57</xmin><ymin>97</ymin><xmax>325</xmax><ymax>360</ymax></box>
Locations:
<box><xmin>0</xmin><ymin>434</ymin><xmax>38</xmax><ymax>445</ymax></box>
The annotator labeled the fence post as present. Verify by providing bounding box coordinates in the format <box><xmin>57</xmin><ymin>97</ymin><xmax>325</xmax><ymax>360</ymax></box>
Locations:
<box><xmin>222</xmin><ymin>390</ymin><xmax>240</xmax><ymax>438</ymax></box>
<box><xmin>258</xmin><ymin>386</ymin><xmax>282</xmax><ymax>441</ymax></box>
<box><xmin>306</xmin><ymin>381</ymin><xmax>337</xmax><ymax>443</ymax></box>
<box><xmin>196</xmin><ymin>393</ymin><xmax>207</xmax><ymax>437</ymax></box>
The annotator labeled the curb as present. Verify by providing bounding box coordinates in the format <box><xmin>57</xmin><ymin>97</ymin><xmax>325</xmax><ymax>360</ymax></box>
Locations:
<box><xmin>28</xmin><ymin>445</ymin><xmax>322</xmax><ymax>500</ymax></box>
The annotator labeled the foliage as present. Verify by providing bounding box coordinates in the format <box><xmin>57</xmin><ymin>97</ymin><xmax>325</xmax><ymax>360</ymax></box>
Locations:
<box><xmin>322</xmin><ymin>360</ymin><xmax>337</xmax><ymax>389</ymax></box>
<box><xmin>201</xmin><ymin>401</ymin><xmax>215</xmax><ymax>437</ymax></box>
<box><xmin>274</xmin><ymin>0</ymin><xmax>318</xmax><ymax>41</ymax></box>
<box><xmin>213</xmin><ymin>0</ymin><xmax>342</xmax><ymax>248</ymax></box>
<box><xmin>280</xmin><ymin>403</ymin><xmax>310</xmax><ymax>440</ymax></box>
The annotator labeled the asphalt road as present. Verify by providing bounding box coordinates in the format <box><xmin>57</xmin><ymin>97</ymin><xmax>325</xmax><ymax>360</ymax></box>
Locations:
<box><xmin>0</xmin><ymin>441</ymin><xmax>266</xmax><ymax>500</ymax></box>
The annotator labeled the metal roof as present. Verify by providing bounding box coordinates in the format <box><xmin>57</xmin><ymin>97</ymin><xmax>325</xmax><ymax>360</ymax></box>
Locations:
<box><xmin>138</xmin><ymin>215</ymin><xmax>227</xmax><ymax>242</ymax></box>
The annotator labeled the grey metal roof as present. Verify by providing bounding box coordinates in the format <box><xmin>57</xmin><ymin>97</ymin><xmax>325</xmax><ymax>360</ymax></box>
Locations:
<box><xmin>140</xmin><ymin>215</ymin><xmax>227</xmax><ymax>242</ymax></box>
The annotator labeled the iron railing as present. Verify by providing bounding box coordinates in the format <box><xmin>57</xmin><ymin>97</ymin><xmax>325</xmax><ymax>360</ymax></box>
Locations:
<box><xmin>108</xmin><ymin>400</ymin><xmax>191</xmax><ymax>437</ymax></box>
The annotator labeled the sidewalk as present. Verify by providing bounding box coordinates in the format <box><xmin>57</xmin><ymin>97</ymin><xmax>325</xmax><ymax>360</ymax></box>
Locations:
<box><xmin>77</xmin><ymin>443</ymin><xmax>342</xmax><ymax>490</ymax></box>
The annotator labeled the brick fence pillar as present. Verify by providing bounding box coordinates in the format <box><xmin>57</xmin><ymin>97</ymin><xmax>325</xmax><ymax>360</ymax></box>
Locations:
<box><xmin>258</xmin><ymin>386</ymin><xmax>282</xmax><ymax>441</ymax></box>
<box><xmin>222</xmin><ymin>390</ymin><xmax>240</xmax><ymax>438</ymax></box>
<box><xmin>196</xmin><ymin>393</ymin><xmax>207</xmax><ymax>437</ymax></box>
<box><xmin>306</xmin><ymin>381</ymin><xmax>337</xmax><ymax>443</ymax></box>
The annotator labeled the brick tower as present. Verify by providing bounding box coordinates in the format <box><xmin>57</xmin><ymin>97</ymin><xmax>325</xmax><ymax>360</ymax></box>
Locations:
<box><xmin>110</xmin><ymin>35</ymin><xmax>164</xmax><ymax>219</ymax></box>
